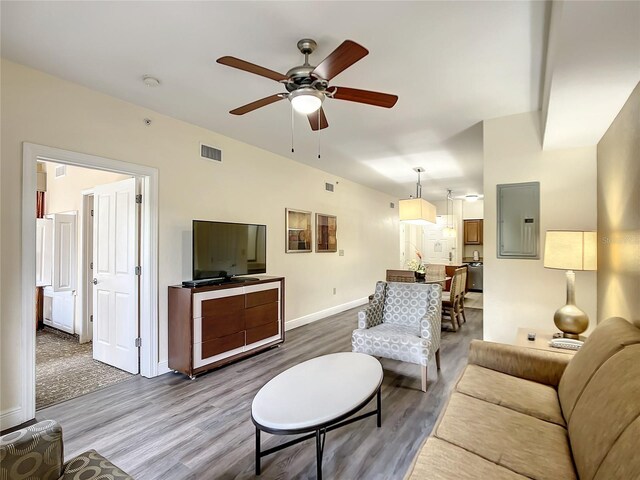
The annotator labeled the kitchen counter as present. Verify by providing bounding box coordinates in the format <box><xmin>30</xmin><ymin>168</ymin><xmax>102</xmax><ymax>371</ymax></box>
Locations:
<box><xmin>462</xmin><ymin>257</ymin><xmax>483</xmax><ymax>263</ymax></box>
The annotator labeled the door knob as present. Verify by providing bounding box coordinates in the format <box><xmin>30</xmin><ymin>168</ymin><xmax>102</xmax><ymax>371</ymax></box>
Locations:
<box><xmin>92</xmin><ymin>278</ymin><xmax>98</xmax><ymax>285</ymax></box>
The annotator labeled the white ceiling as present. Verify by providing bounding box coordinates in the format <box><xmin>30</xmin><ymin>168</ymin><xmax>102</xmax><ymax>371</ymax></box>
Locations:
<box><xmin>542</xmin><ymin>1</ymin><xmax>640</xmax><ymax>149</ymax></box>
<box><xmin>1</xmin><ymin>1</ymin><xmax>550</xmax><ymax>200</ymax></box>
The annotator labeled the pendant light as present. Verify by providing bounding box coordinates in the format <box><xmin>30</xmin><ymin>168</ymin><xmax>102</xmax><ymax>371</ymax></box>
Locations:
<box><xmin>442</xmin><ymin>189</ymin><xmax>456</xmax><ymax>237</ymax></box>
<box><xmin>399</xmin><ymin>167</ymin><xmax>437</xmax><ymax>225</ymax></box>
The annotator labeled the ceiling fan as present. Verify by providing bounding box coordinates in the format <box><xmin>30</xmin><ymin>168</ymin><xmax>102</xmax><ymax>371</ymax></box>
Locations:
<box><xmin>217</xmin><ymin>39</ymin><xmax>398</xmax><ymax>131</ymax></box>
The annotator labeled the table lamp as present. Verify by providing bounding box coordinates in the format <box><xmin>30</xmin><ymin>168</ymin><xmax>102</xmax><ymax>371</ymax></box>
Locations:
<box><xmin>543</xmin><ymin>231</ymin><xmax>597</xmax><ymax>338</ymax></box>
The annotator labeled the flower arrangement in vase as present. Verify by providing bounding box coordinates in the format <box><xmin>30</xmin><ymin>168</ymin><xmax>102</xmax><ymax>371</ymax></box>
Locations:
<box><xmin>407</xmin><ymin>251</ymin><xmax>426</xmax><ymax>279</ymax></box>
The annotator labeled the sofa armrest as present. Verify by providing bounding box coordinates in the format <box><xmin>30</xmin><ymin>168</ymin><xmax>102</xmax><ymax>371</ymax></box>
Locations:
<box><xmin>358</xmin><ymin>281</ymin><xmax>385</xmax><ymax>329</ymax></box>
<box><xmin>468</xmin><ymin>340</ymin><xmax>572</xmax><ymax>387</ymax></box>
<box><xmin>0</xmin><ymin>420</ymin><xmax>64</xmax><ymax>480</ymax></box>
<box><xmin>420</xmin><ymin>284</ymin><xmax>442</xmax><ymax>351</ymax></box>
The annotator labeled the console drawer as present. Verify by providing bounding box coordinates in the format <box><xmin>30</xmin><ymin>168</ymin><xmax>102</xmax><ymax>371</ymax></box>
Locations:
<box><xmin>201</xmin><ymin>314</ymin><xmax>245</xmax><ymax>342</ymax></box>
<box><xmin>201</xmin><ymin>332</ymin><xmax>245</xmax><ymax>359</ymax></box>
<box><xmin>201</xmin><ymin>294</ymin><xmax>244</xmax><ymax>318</ymax></box>
<box><xmin>246</xmin><ymin>321</ymin><xmax>278</xmax><ymax>344</ymax></box>
<box><xmin>245</xmin><ymin>302</ymin><xmax>278</xmax><ymax>330</ymax></box>
<box><xmin>246</xmin><ymin>288</ymin><xmax>278</xmax><ymax>308</ymax></box>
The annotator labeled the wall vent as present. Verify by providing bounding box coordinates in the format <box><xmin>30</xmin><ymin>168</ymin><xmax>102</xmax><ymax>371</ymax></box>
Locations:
<box><xmin>55</xmin><ymin>165</ymin><xmax>66</xmax><ymax>178</ymax></box>
<box><xmin>201</xmin><ymin>144</ymin><xmax>222</xmax><ymax>162</ymax></box>
<box><xmin>325</xmin><ymin>182</ymin><xmax>334</xmax><ymax>192</ymax></box>
<box><xmin>390</xmin><ymin>202</ymin><xmax>395</xmax><ymax>209</ymax></box>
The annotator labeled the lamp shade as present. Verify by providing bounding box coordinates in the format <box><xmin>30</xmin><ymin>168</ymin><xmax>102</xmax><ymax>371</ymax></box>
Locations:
<box><xmin>544</xmin><ymin>231</ymin><xmax>597</xmax><ymax>271</ymax></box>
<box><xmin>399</xmin><ymin>198</ymin><xmax>437</xmax><ymax>225</ymax></box>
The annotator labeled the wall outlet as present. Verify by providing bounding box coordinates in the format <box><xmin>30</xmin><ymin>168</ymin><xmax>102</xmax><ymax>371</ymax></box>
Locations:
<box><xmin>339</xmin><ymin>249</ymin><xmax>344</xmax><ymax>256</ymax></box>
<box><xmin>333</xmin><ymin>287</ymin><xmax>336</xmax><ymax>295</ymax></box>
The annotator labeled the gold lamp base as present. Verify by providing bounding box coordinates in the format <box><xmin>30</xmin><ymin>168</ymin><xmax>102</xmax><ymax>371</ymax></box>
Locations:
<box><xmin>554</xmin><ymin>304</ymin><xmax>589</xmax><ymax>339</ymax></box>
<box><xmin>554</xmin><ymin>270</ymin><xmax>589</xmax><ymax>339</ymax></box>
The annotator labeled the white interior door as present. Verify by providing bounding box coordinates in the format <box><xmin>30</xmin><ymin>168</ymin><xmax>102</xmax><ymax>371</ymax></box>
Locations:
<box><xmin>92</xmin><ymin>177</ymin><xmax>139</xmax><ymax>374</ymax></box>
<box><xmin>52</xmin><ymin>213</ymin><xmax>77</xmax><ymax>292</ymax></box>
<box><xmin>36</xmin><ymin>218</ymin><xmax>53</xmax><ymax>287</ymax></box>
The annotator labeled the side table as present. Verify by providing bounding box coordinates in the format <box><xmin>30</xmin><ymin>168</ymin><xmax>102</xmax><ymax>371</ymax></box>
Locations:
<box><xmin>514</xmin><ymin>328</ymin><xmax>587</xmax><ymax>356</ymax></box>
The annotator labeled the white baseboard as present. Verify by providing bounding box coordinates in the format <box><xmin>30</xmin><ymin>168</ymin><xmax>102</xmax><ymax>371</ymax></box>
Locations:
<box><xmin>157</xmin><ymin>361</ymin><xmax>172</xmax><ymax>375</ymax></box>
<box><xmin>1</xmin><ymin>407</ymin><xmax>26</xmax><ymax>431</ymax></box>
<box><xmin>285</xmin><ymin>297</ymin><xmax>368</xmax><ymax>332</ymax></box>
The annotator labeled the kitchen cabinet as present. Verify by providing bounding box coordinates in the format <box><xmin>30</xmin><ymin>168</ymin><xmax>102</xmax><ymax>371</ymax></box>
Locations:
<box><xmin>464</xmin><ymin>219</ymin><xmax>483</xmax><ymax>245</ymax></box>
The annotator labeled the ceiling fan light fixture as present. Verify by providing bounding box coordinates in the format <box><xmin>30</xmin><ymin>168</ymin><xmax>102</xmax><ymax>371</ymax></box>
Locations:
<box><xmin>289</xmin><ymin>88</ymin><xmax>324</xmax><ymax>114</ymax></box>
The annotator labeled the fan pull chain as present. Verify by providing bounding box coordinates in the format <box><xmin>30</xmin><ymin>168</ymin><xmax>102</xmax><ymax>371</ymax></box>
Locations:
<box><xmin>317</xmin><ymin>109</ymin><xmax>321</xmax><ymax>159</ymax></box>
<box><xmin>291</xmin><ymin>104</ymin><xmax>295</xmax><ymax>153</ymax></box>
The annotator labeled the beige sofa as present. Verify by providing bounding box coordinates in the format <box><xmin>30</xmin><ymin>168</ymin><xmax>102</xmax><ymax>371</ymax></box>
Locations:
<box><xmin>406</xmin><ymin>317</ymin><xmax>640</xmax><ymax>480</ymax></box>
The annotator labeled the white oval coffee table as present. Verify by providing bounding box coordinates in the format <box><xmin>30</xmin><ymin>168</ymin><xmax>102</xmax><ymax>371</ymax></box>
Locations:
<box><xmin>251</xmin><ymin>352</ymin><xmax>383</xmax><ymax>479</ymax></box>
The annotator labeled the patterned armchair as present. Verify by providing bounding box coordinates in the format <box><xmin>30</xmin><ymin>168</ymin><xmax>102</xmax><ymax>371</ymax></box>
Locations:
<box><xmin>352</xmin><ymin>281</ymin><xmax>442</xmax><ymax>392</ymax></box>
<box><xmin>0</xmin><ymin>420</ymin><xmax>133</xmax><ymax>479</ymax></box>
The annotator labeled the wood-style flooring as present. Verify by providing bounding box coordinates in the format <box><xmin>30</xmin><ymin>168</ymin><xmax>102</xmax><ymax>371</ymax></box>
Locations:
<box><xmin>38</xmin><ymin>306</ymin><xmax>483</xmax><ymax>479</ymax></box>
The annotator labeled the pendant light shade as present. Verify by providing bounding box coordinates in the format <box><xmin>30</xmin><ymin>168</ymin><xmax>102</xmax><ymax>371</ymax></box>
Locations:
<box><xmin>399</xmin><ymin>198</ymin><xmax>437</xmax><ymax>224</ymax></box>
<box><xmin>399</xmin><ymin>167</ymin><xmax>437</xmax><ymax>224</ymax></box>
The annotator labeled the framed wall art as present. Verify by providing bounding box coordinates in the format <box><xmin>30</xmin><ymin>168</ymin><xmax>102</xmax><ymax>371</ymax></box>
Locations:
<box><xmin>285</xmin><ymin>208</ymin><xmax>312</xmax><ymax>253</ymax></box>
<box><xmin>316</xmin><ymin>213</ymin><xmax>337</xmax><ymax>253</ymax></box>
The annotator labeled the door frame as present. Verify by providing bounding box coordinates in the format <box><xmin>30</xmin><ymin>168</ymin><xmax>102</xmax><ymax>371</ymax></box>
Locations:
<box><xmin>21</xmin><ymin>142</ymin><xmax>159</xmax><ymax>422</ymax></box>
<box><xmin>79</xmin><ymin>191</ymin><xmax>94</xmax><ymax>344</ymax></box>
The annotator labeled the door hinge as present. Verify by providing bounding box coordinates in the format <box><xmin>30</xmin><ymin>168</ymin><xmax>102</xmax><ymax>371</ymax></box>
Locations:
<box><xmin>90</xmin><ymin>314</ymin><xmax>93</xmax><ymax>322</ymax></box>
<box><xmin>90</xmin><ymin>261</ymin><xmax>93</xmax><ymax>270</ymax></box>
<box><xmin>135</xmin><ymin>266</ymin><xmax>141</xmax><ymax>276</ymax></box>
<box><xmin>135</xmin><ymin>194</ymin><xmax>142</xmax><ymax>204</ymax></box>
<box><xmin>135</xmin><ymin>337</ymin><xmax>141</xmax><ymax>348</ymax></box>
<box><xmin>91</xmin><ymin>209</ymin><xmax>94</xmax><ymax>217</ymax></box>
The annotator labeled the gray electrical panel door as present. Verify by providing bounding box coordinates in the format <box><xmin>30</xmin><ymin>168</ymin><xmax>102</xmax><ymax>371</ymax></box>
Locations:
<box><xmin>497</xmin><ymin>182</ymin><xmax>540</xmax><ymax>259</ymax></box>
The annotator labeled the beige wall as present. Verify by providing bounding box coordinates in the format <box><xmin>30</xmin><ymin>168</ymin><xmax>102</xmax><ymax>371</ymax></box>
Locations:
<box><xmin>597</xmin><ymin>82</ymin><xmax>640</xmax><ymax>323</ymax></box>
<box><xmin>0</xmin><ymin>60</ymin><xmax>400</xmax><ymax>426</ymax></box>
<box><xmin>483</xmin><ymin>111</ymin><xmax>597</xmax><ymax>343</ymax></box>
<box><xmin>44</xmin><ymin>162</ymin><xmax>130</xmax><ymax>335</ymax></box>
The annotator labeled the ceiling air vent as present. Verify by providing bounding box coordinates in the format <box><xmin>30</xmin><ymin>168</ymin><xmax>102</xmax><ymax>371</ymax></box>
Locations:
<box><xmin>55</xmin><ymin>165</ymin><xmax>66</xmax><ymax>178</ymax></box>
<box><xmin>201</xmin><ymin>144</ymin><xmax>222</xmax><ymax>162</ymax></box>
<box><xmin>325</xmin><ymin>183</ymin><xmax>334</xmax><ymax>192</ymax></box>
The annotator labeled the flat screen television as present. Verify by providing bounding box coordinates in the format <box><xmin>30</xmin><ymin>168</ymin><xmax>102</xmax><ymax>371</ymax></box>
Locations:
<box><xmin>193</xmin><ymin>220</ymin><xmax>266</xmax><ymax>281</ymax></box>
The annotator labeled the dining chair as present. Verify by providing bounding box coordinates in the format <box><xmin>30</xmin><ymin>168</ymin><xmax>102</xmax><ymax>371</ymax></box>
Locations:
<box><xmin>457</xmin><ymin>267</ymin><xmax>468</xmax><ymax>325</ymax></box>
<box><xmin>425</xmin><ymin>264</ymin><xmax>446</xmax><ymax>289</ymax></box>
<box><xmin>386</xmin><ymin>269</ymin><xmax>416</xmax><ymax>283</ymax></box>
<box><xmin>441</xmin><ymin>267</ymin><xmax>464</xmax><ymax>331</ymax></box>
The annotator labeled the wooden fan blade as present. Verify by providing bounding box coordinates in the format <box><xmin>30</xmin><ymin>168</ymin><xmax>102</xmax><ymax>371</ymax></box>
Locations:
<box><xmin>311</xmin><ymin>40</ymin><xmax>368</xmax><ymax>81</ymax></box>
<box><xmin>229</xmin><ymin>94</ymin><xmax>285</xmax><ymax>115</ymax></box>
<box><xmin>217</xmin><ymin>56</ymin><xmax>288</xmax><ymax>82</ymax></box>
<box><xmin>329</xmin><ymin>87</ymin><xmax>398</xmax><ymax>108</ymax></box>
<box><xmin>307</xmin><ymin>108</ymin><xmax>329</xmax><ymax>131</ymax></box>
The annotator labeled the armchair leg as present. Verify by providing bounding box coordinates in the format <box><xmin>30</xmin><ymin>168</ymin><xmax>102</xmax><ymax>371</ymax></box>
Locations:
<box><xmin>435</xmin><ymin>349</ymin><xmax>441</xmax><ymax>370</ymax></box>
<box><xmin>421</xmin><ymin>365</ymin><xmax>428</xmax><ymax>392</ymax></box>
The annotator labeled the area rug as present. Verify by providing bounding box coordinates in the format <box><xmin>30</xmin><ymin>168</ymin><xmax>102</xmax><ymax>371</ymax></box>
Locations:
<box><xmin>36</xmin><ymin>328</ymin><xmax>133</xmax><ymax>410</ymax></box>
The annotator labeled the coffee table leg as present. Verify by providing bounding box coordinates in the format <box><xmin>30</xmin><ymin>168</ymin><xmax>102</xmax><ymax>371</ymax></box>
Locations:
<box><xmin>377</xmin><ymin>387</ymin><xmax>382</xmax><ymax>427</ymax></box>
<box><xmin>255</xmin><ymin>427</ymin><xmax>261</xmax><ymax>475</ymax></box>
<box><xmin>316</xmin><ymin>429</ymin><xmax>325</xmax><ymax>480</ymax></box>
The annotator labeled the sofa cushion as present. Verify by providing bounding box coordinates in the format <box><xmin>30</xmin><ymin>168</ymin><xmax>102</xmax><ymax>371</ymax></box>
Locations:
<box><xmin>456</xmin><ymin>364</ymin><xmax>565</xmax><ymax>426</ymax></box>
<box><xmin>593</xmin><ymin>416</ymin><xmax>640</xmax><ymax>480</ymax></box>
<box><xmin>558</xmin><ymin>317</ymin><xmax>640</xmax><ymax>423</ymax></box>
<box><xmin>61</xmin><ymin>450</ymin><xmax>133</xmax><ymax>479</ymax></box>
<box><xmin>434</xmin><ymin>393</ymin><xmax>576</xmax><ymax>480</ymax></box>
<box><xmin>567</xmin><ymin>344</ymin><xmax>640</xmax><ymax>480</ymax></box>
<box><xmin>406</xmin><ymin>437</ymin><xmax>528</xmax><ymax>480</ymax></box>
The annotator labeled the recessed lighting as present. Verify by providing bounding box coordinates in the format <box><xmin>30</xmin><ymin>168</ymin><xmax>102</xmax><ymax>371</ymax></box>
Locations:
<box><xmin>142</xmin><ymin>74</ymin><xmax>160</xmax><ymax>87</ymax></box>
